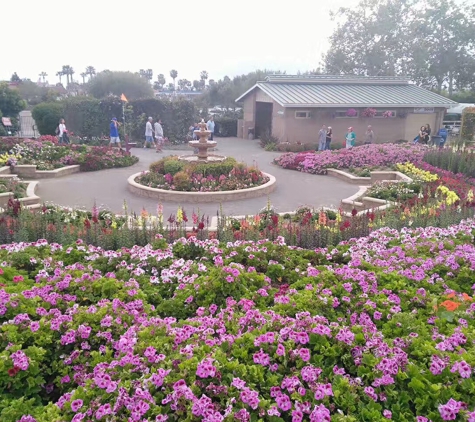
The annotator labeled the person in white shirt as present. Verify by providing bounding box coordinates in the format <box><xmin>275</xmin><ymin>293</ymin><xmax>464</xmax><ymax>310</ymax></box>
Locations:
<box><xmin>58</xmin><ymin>119</ymin><xmax>68</xmax><ymax>145</ymax></box>
<box><xmin>154</xmin><ymin>118</ymin><xmax>164</xmax><ymax>152</ymax></box>
<box><xmin>207</xmin><ymin>116</ymin><xmax>215</xmax><ymax>140</ymax></box>
<box><xmin>144</xmin><ymin>117</ymin><xmax>154</xmax><ymax>148</ymax></box>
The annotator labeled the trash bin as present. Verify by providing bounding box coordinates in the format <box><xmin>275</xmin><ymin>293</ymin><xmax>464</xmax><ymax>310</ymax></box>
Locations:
<box><xmin>431</xmin><ymin>135</ymin><xmax>443</xmax><ymax>147</ymax></box>
<box><xmin>248</xmin><ymin>127</ymin><xmax>254</xmax><ymax>140</ymax></box>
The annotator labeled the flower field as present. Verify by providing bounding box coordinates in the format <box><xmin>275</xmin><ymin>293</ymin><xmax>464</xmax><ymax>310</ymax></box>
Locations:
<box><xmin>0</xmin><ymin>138</ymin><xmax>138</xmax><ymax>172</ymax></box>
<box><xmin>1</xmin><ymin>219</ymin><xmax>475</xmax><ymax>421</ymax></box>
<box><xmin>274</xmin><ymin>144</ymin><xmax>425</xmax><ymax>175</ymax></box>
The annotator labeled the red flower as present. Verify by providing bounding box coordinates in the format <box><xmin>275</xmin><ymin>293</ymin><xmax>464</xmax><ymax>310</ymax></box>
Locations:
<box><xmin>8</xmin><ymin>367</ymin><xmax>20</xmax><ymax>377</ymax></box>
<box><xmin>351</xmin><ymin>208</ymin><xmax>358</xmax><ymax>217</ymax></box>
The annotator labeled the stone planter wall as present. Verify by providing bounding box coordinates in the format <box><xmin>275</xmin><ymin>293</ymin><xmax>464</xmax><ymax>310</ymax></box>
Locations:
<box><xmin>0</xmin><ymin>181</ymin><xmax>41</xmax><ymax>210</ymax></box>
<box><xmin>12</xmin><ymin>165</ymin><xmax>80</xmax><ymax>179</ymax></box>
<box><xmin>128</xmin><ymin>171</ymin><xmax>276</xmax><ymax>203</ymax></box>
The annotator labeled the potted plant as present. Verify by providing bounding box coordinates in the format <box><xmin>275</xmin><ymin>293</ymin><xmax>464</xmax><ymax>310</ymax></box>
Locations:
<box><xmin>362</xmin><ymin>108</ymin><xmax>377</xmax><ymax>118</ymax></box>
<box><xmin>346</xmin><ymin>108</ymin><xmax>358</xmax><ymax>117</ymax></box>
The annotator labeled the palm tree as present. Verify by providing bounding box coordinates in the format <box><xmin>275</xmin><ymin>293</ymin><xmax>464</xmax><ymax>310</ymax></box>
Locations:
<box><xmin>62</xmin><ymin>65</ymin><xmax>74</xmax><ymax>85</ymax></box>
<box><xmin>56</xmin><ymin>71</ymin><xmax>64</xmax><ymax>84</ymax></box>
<box><xmin>200</xmin><ymin>70</ymin><xmax>208</xmax><ymax>84</ymax></box>
<box><xmin>39</xmin><ymin>71</ymin><xmax>47</xmax><ymax>84</ymax></box>
<box><xmin>80</xmin><ymin>72</ymin><xmax>87</xmax><ymax>84</ymax></box>
<box><xmin>85</xmin><ymin>66</ymin><xmax>96</xmax><ymax>79</ymax></box>
<box><xmin>170</xmin><ymin>69</ymin><xmax>178</xmax><ymax>88</ymax></box>
<box><xmin>157</xmin><ymin>73</ymin><xmax>166</xmax><ymax>88</ymax></box>
<box><xmin>193</xmin><ymin>80</ymin><xmax>200</xmax><ymax>91</ymax></box>
<box><xmin>68</xmin><ymin>67</ymin><xmax>75</xmax><ymax>84</ymax></box>
<box><xmin>145</xmin><ymin>69</ymin><xmax>153</xmax><ymax>82</ymax></box>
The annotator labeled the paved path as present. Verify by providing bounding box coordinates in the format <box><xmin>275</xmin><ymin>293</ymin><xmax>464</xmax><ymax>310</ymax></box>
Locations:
<box><xmin>37</xmin><ymin>138</ymin><xmax>357</xmax><ymax>217</ymax></box>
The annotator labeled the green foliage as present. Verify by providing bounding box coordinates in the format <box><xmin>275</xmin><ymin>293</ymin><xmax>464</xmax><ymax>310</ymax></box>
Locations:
<box><xmin>259</xmin><ymin>131</ymin><xmax>280</xmax><ymax>148</ymax></box>
<box><xmin>215</xmin><ymin>116</ymin><xmax>237</xmax><ymax>137</ymax></box>
<box><xmin>31</xmin><ymin>103</ymin><xmax>63</xmax><ymax>135</ymax></box>
<box><xmin>172</xmin><ymin>171</ymin><xmax>191</xmax><ymax>190</ymax></box>
<box><xmin>162</xmin><ymin>157</ymin><xmax>185</xmax><ymax>175</ymax></box>
<box><xmin>0</xmin><ymin>82</ymin><xmax>26</xmax><ymax>118</ymax></box>
<box><xmin>62</xmin><ymin>97</ymin><xmax>104</xmax><ymax>138</ymax></box>
<box><xmin>461</xmin><ymin>107</ymin><xmax>475</xmax><ymax>142</ymax></box>
<box><xmin>193</xmin><ymin>157</ymin><xmax>237</xmax><ymax>177</ymax></box>
<box><xmin>423</xmin><ymin>148</ymin><xmax>475</xmax><ymax>178</ymax></box>
<box><xmin>86</xmin><ymin>70</ymin><xmax>154</xmax><ymax>100</ymax></box>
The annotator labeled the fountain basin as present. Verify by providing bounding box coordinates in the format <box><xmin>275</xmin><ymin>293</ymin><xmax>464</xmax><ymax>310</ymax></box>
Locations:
<box><xmin>128</xmin><ymin>171</ymin><xmax>276</xmax><ymax>203</ymax></box>
<box><xmin>188</xmin><ymin>140</ymin><xmax>217</xmax><ymax>149</ymax></box>
<box><xmin>179</xmin><ymin>154</ymin><xmax>227</xmax><ymax>163</ymax></box>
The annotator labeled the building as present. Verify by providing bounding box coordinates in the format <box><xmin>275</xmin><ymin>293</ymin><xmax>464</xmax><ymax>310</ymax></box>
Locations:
<box><xmin>235</xmin><ymin>75</ymin><xmax>457</xmax><ymax>143</ymax></box>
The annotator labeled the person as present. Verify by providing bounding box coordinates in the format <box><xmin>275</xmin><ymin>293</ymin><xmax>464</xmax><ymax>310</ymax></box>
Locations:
<box><xmin>154</xmin><ymin>118</ymin><xmax>164</xmax><ymax>152</ymax></box>
<box><xmin>57</xmin><ymin>118</ymin><xmax>68</xmax><ymax>145</ymax></box>
<box><xmin>420</xmin><ymin>125</ymin><xmax>429</xmax><ymax>145</ymax></box>
<box><xmin>365</xmin><ymin>125</ymin><xmax>374</xmax><ymax>144</ymax></box>
<box><xmin>425</xmin><ymin>123</ymin><xmax>432</xmax><ymax>144</ymax></box>
<box><xmin>144</xmin><ymin>117</ymin><xmax>154</xmax><ymax>148</ymax></box>
<box><xmin>438</xmin><ymin>126</ymin><xmax>448</xmax><ymax>148</ymax></box>
<box><xmin>191</xmin><ymin>122</ymin><xmax>199</xmax><ymax>140</ymax></box>
<box><xmin>318</xmin><ymin>124</ymin><xmax>326</xmax><ymax>151</ymax></box>
<box><xmin>207</xmin><ymin>116</ymin><xmax>215</xmax><ymax>140</ymax></box>
<box><xmin>345</xmin><ymin>127</ymin><xmax>356</xmax><ymax>149</ymax></box>
<box><xmin>109</xmin><ymin>117</ymin><xmax>121</xmax><ymax>149</ymax></box>
<box><xmin>325</xmin><ymin>127</ymin><xmax>332</xmax><ymax>150</ymax></box>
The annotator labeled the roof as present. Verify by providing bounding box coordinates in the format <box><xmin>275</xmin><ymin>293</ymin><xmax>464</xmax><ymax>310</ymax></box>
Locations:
<box><xmin>236</xmin><ymin>75</ymin><xmax>457</xmax><ymax>108</ymax></box>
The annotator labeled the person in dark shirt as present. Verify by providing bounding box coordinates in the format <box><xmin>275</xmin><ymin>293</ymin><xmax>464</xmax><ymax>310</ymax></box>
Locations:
<box><xmin>325</xmin><ymin>127</ymin><xmax>332</xmax><ymax>150</ymax></box>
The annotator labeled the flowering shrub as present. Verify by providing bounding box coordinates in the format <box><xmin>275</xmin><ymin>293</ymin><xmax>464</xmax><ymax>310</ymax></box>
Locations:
<box><xmin>274</xmin><ymin>143</ymin><xmax>425</xmax><ymax>175</ymax></box>
<box><xmin>0</xmin><ymin>178</ymin><xmax>27</xmax><ymax>198</ymax></box>
<box><xmin>362</xmin><ymin>108</ymin><xmax>377</xmax><ymax>118</ymax></box>
<box><xmin>1</xmin><ymin>220</ymin><xmax>475</xmax><ymax>421</ymax></box>
<box><xmin>366</xmin><ymin>180</ymin><xmax>422</xmax><ymax>201</ymax></box>
<box><xmin>138</xmin><ymin>157</ymin><xmax>269</xmax><ymax>192</ymax></box>
<box><xmin>0</xmin><ymin>153</ymin><xmax>21</xmax><ymax>167</ymax></box>
<box><xmin>382</xmin><ymin>111</ymin><xmax>393</xmax><ymax>118</ymax></box>
<box><xmin>9</xmin><ymin>140</ymin><xmax>138</xmax><ymax>171</ymax></box>
<box><xmin>396</xmin><ymin>162</ymin><xmax>439</xmax><ymax>182</ymax></box>
<box><xmin>36</xmin><ymin>135</ymin><xmax>58</xmax><ymax>143</ymax></box>
<box><xmin>346</xmin><ymin>108</ymin><xmax>358</xmax><ymax>117</ymax></box>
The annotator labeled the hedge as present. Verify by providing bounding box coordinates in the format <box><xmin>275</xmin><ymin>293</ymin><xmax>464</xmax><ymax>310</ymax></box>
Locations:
<box><xmin>461</xmin><ymin>107</ymin><xmax>475</xmax><ymax>142</ymax></box>
<box><xmin>33</xmin><ymin>97</ymin><xmax>196</xmax><ymax>144</ymax></box>
<box><xmin>215</xmin><ymin>116</ymin><xmax>238</xmax><ymax>137</ymax></box>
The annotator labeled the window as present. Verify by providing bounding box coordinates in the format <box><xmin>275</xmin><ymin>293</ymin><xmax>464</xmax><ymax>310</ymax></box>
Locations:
<box><xmin>295</xmin><ymin>111</ymin><xmax>311</xmax><ymax>119</ymax></box>
<box><xmin>374</xmin><ymin>110</ymin><xmax>397</xmax><ymax>118</ymax></box>
<box><xmin>335</xmin><ymin>110</ymin><xmax>359</xmax><ymax>118</ymax></box>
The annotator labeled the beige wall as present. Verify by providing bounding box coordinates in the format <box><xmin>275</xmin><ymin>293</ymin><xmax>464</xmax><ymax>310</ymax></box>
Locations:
<box><xmin>280</xmin><ymin>108</ymin><xmax>447</xmax><ymax>144</ymax></box>
<box><xmin>242</xmin><ymin>93</ymin><xmax>256</xmax><ymax>138</ymax></box>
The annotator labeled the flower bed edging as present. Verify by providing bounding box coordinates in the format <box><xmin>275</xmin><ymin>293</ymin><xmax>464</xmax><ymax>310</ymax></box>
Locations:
<box><xmin>127</xmin><ymin>171</ymin><xmax>276</xmax><ymax>203</ymax></box>
<box><xmin>11</xmin><ymin>164</ymin><xmax>80</xmax><ymax>179</ymax></box>
<box><xmin>326</xmin><ymin>168</ymin><xmax>371</xmax><ymax>185</ymax></box>
<box><xmin>0</xmin><ymin>180</ymin><xmax>41</xmax><ymax>209</ymax></box>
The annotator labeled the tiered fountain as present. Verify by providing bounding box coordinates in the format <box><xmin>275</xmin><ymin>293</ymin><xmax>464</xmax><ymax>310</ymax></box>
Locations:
<box><xmin>179</xmin><ymin>119</ymin><xmax>226</xmax><ymax>163</ymax></box>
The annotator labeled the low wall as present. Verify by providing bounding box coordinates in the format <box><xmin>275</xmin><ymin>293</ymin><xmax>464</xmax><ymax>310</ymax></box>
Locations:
<box><xmin>0</xmin><ymin>181</ymin><xmax>41</xmax><ymax>209</ymax></box>
<box><xmin>128</xmin><ymin>171</ymin><xmax>276</xmax><ymax>203</ymax></box>
<box><xmin>12</xmin><ymin>165</ymin><xmax>80</xmax><ymax>179</ymax></box>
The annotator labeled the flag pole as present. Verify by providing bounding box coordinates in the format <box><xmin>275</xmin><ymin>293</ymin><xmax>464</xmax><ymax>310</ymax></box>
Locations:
<box><xmin>122</xmin><ymin>98</ymin><xmax>127</xmax><ymax>152</ymax></box>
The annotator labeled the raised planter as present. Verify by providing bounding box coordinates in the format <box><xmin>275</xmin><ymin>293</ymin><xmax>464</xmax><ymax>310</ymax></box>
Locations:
<box><xmin>326</xmin><ymin>169</ymin><xmax>371</xmax><ymax>185</ymax></box>
<box><xmin>12</xmin><ymin>165</ymin><xmax>80</xmax><ymax>179</ymax></box>
<box><xmin>0</xmin><ymin>180</ymin><xmax>41</xmax><ymax>209</ymax></box>
<box><xmin>128</xmin><ymin>171</ymin><xmax>276</xmax><ymax>203</ymax></box>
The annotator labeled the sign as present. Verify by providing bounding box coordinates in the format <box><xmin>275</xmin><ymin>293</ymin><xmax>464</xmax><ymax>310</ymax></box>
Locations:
<box><xmin>413</xmin><ymin>107</ymin><xmax>434</xmax><ymax>114</ymax></box>
<box><xmin>1</xmin><ymin>117</ymin><xmax>12</xmax><ymax>126</ymax></box>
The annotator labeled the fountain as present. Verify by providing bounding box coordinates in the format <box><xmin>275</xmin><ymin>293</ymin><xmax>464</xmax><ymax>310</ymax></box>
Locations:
<box><xmin>179</xmin><ymin>119</ymin><xmax>226</xmax><ymax>163</ymax></box>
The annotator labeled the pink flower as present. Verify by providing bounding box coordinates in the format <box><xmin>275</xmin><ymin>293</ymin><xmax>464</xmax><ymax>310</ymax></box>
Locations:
<box><xmin>71</xmin><ymin>399</ymin><xmax>83</xmax><ymax>412</ymax></box>
<box><xmin>196</xmin><ymin>358</ymin><xmax>216</xmax><ymax>378</ymax></box>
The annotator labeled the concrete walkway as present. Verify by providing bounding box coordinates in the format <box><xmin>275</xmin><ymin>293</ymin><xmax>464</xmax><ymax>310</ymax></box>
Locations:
<box><xmin>37</xmin><ymin>138</ymin><xmax>357</xmax><ymax>217</ymax></box>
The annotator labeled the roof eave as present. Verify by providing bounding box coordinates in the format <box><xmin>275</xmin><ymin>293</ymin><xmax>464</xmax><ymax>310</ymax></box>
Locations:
<box><xmin>282</xmin><ymin>103</ymin><xmax>456</xmax><ymax>108</ymax></box>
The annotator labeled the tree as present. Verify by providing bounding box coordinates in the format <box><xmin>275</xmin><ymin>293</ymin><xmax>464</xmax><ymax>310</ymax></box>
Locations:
<box><xmin>17</xmin><ymin>80</ymin><xmax>48</xmax><ymax>106</ymax></box>
<box><xmin>10</xmin><ymin>73</ymin><xmax>21</xmax><ymax>83</ymax></box>
<box><xmin>157</xmin><ymin>74</ymin><xmax>166</xmax><ymax>89</ymax></box>
<box><xmin>56</xmin><ymin>71</ymin><xmax>64</xmax><ymax>84</ymax></box>
<box><xmin>80</xmin><ymin>72</ymin><xmax>87</xmax><ymax>84</ymax></box>
<box><xmin>170</xmin><ymin>70</ymin><xmax>178</xmax><ymax>88</ymax></box>
<box><xmin>86</xmin><ymin>71</ymin><xmax>154</xmax><ymax>100</ymax></box>
<box><xmin>167</xmin><ymin>83</ymin><xmax>175</xmax><ymax>92</ymax></box>
<box><xmin>86</xmin><ymin>66</ymin><xmax>96</xmax><ymax>80</ymax></box>
<box><xmin>177</xmin><ymin>79</ymin><xmax>187</xmax><ymax>91</ymax></box>
<box><xmin>32</xmin><ymin>102</ymin><xmax>63</xmax><ymax>135</ymax></box>
<box><xmin>39</xmin><ymin>72</ymin><xmax>47</xmax><ymax>84</ymax></box>
<box><xmin>200</xmin><ymin>70</ymin><xmax>209</xmax><ymax>84</ymax></box>
<box><xmin>0</xmin><ymin>82</ymin><xmax>27</xmax><ymax>117</ymax></box>
<box><xmin>193</xmin><ymin>80</ymin><xmax>200</xmax><ymax>91</ymax></box>
<box><xmin>61</xmin><ymin>65</ymin><xmax>75</xmax><ymax>85</ymax></box>
<box><xmin>324</xmin><ymin>0</ymin><xmax>475</xmax><ymax>92</ymax></box>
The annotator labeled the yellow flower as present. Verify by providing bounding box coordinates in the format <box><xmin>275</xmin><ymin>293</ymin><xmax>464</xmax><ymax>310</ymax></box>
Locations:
<box><xmin>176</xmin><ymin>207</ymin><xmax>183</xmax><ymax>223</ymax></box>
<box><xmin>467</xmin><ymin>189</ymin><xmax>474</xmax><ymax>202</ymax></box>
<box><xmin>111</xmin><ymin>221</ymin><xmax>117</xmax><ymax>229</ymax></box>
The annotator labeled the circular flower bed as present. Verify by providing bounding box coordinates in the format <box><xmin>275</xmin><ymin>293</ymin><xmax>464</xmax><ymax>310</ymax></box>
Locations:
<box><xmin>1</xmin><ymin>221</ymin><xmax>475</xmax><ymax>421</ymax></box>
<box><xmin>136</xmin><ymin>156</ymin><xmax>269</xmax><ymax>192</ymax></box>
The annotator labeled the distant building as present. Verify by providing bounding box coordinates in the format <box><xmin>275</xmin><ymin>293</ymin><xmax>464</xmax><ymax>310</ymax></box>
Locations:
<box><xmin>236</xmin><ymin>75</ymin><xmax>457</xmax><ymax>143</ymax></box>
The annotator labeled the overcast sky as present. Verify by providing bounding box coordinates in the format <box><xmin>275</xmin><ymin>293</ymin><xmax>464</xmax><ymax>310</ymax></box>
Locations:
<box><xmin>2</xmin><ymin>0</ymin><xmax>362</xmax><ymax>85</ymax></box>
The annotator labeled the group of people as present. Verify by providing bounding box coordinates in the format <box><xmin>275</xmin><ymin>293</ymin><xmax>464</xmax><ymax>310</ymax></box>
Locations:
<box><xmin>317</xmin><ymin>125</ymin><xmax>375</xmax><ymax>151</ymax></box>
<box><xmin>144</xmin><ymin>117</ymin><xmax>164</xmax><ymax>152</ymax></box>
<box><xmin>413</xmin><ymin>124</ymin><xmax>432</xmax><ymax>145</ymax></box>
<box><xmin>188</xmin><ymin>116</ymin><xmax>216</xmax><ymax>140</ymax></box>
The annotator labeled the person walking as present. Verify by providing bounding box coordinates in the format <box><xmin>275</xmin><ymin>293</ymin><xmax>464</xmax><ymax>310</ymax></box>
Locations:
<box><xmin>364</xmin><ymin>125</ymin><xmax>374</xmax><ymax>144</ymax></box>
<box><xmin>318</xmin><ymin>124</ymin><xmax>326</xmax><ymax>151</ymax></box>
<box><xmin>57</xmin><ymin>118</ymin><xmax>68</xmax><ymax>145</ymax></box>
<box><xmin>109</xmin><ymin>117</ymin><xmax>121</xmax><ymax>149</ymax></box>
<box><xmin>345</xmin><ymin>127</ymin><xmax>356</xmax><ymax>149</ymax></box>
<box><xmin>144</xmin><ymin>117</ymin><xmax>154</xmax><ymax>148</ymax></box>
<box><xmin>154</xmin><ymin>118</ymin><xmax>164</xmax><ymax>152</ymax></box>
<box><xmin>207</xmin><ymin>116</ymin><xmax>215</xmax><ymax>140</ymax></box>
<box><xmin>325</xmin><ymin>127</ymin><xmax>332</xmax><ymax>150</ymax></box>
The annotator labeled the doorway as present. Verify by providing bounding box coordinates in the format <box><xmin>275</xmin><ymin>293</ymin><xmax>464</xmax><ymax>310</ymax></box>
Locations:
<box><xmin>255</xmin><ymin>102</ymin><xmax>273</xmax><ymax>138</ymax></box>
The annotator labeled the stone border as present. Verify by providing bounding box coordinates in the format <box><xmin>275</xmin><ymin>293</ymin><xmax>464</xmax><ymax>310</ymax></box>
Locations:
<box><xmin>128</xmin><ymin>171</ymin><xmax>276</xmax><ymax>203</ymax></box>
<box><xmin>0</xmin><ymin>180</ymin><xmax>41</xmax><ymax>210</ymax></box>
<box><xmin>11</xmin><ymin>165</ymin><xmax>80</xmax><ymax>179</ymax></box>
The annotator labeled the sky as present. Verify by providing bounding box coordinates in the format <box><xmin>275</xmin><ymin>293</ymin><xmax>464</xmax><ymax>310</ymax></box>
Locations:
<box><xmin>1</xmin><ymin>0</ymin><xmax>361</xmax><ymax>85</ymax></box>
